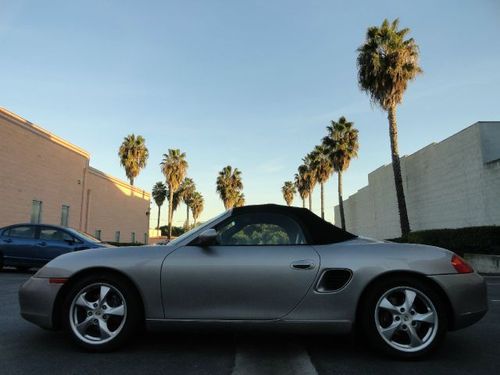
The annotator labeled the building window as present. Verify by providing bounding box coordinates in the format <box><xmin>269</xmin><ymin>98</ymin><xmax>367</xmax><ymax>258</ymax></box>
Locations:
<box><xmin>95</xmin><ymin>230</ymin><xmax>102</xmax><ymax>240</ymax></box>
<box><xmin>31</xmin><ymin>200</ymin><xmax>42</xmax><ymax>224</ymax></box>
<box><xmin>115</xmin><ymin>231</ymin><xmax>120</xmax><ymax>242</ymax></box>
<box><xmin>60</xmin><ymin>205</ymin><xmax>70</xmax><ymax>227</ymax></box>
<box><xmin>131</xmin><ymin>232</ymin><xmax>136</xmax><ymax>243</ymax></box>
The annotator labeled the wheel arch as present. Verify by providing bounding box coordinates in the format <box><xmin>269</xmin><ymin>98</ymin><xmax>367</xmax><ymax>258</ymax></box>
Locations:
<box><xmin>354</xmin><ymin>270</ymin><xmax>455</xmax><ymax>331</ymax></box>
<box><xmin>52</xmin><ymin>267</ymin><xmax>146</xmax><ymax>330</ymax></box>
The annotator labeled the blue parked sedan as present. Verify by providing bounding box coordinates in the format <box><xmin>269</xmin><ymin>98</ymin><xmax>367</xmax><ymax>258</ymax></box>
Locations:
<box><xmin>0</xmin><ymin>224</ymin><xmax>113</xmax><ymax>271</ymax></box>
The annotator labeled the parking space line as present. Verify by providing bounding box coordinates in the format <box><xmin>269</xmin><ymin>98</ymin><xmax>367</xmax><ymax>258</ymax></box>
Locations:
<box><xmin>232</xmin><ymin>339</ymin><xmax>317</xmax><ymax>375</ymax></box>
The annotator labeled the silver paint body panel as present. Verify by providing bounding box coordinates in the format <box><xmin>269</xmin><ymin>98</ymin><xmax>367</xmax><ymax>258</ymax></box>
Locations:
<box><xmin>19</xmin><ymin>210</ymin><xmax>488</xmax><ymax>332</ymax></box>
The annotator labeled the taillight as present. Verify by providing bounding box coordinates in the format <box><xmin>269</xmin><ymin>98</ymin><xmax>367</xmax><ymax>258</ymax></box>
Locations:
<box><xmin>451</xmin><ymin>254</ymin><xmax>473</xmax><ymax>273</ymax></box>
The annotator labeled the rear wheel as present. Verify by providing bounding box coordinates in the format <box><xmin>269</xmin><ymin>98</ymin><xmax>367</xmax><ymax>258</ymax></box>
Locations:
<box><xmin>361</xmin><ymin>277</ymin><xmax>447</xmax><ymax>359</ymax></box>
<box><xmin>63</xmin><ymin>274</ymin><xmax>142</xmax><ymax>351</ymax></box>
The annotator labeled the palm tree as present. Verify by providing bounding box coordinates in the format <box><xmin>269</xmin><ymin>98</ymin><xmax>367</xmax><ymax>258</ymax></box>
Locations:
<box><xmin>310</xmin><ymin>145</ymin><xmax>333</xmax><ymax>219</ymax></box>
<box><xmin>234</xmin><ymin>193</ymin><xmax>245</xmax><ymax>208</ymax></box>
<box><xmin>216</xmin><ymin>166</ymin><xmax>243</xmax><ymax>209</ymax></box>
<box><xmin>118</xmin><ymin>134</ymin><xmax>149</xmax><ymax>185</ymax></box>
<box><xmin>161</xmin><ymin>149</ymin><xmax>188</xmax><ymax>239</ymax></box>
<box><xmin>357</xmin><ymin>18</ymin><xmax>421</xmax><ymax>237</ymax></box>
<box><xmin>190</xmin><ymin>191</ymin><xmax>204</xmax><ymax>226</ymax></box>
<box><xmin>179</xmin><ymin>178</ymin><xmax>196</xmax><ymax>228</ymax></box>
<box><xmin>167</xmin><ymin>188</ymin><xmax>182</xmax><ymax>218</ymax></box>
<box><xmin>281</xmin><ymin>181</ymin><xmax>296</xmax><ymax>206</ymax></box>
<box><xmin>294</xmin><ymin>172</ymin><xmax>308</xmax><ymax>208</ymax></box>
<box><xmin>152</xmin><ymin>182</ymin><xmax>167</xmax><ymax>230</ymax></box>
<box><xmin>323</xmin><ymin>116</ymin><xmax>359</xmax><ymax>230</ymax></box>
<box><xmin>299</xmin><ymin>154</ymin><xmax>317</xmax><ymax>211</ymax></box>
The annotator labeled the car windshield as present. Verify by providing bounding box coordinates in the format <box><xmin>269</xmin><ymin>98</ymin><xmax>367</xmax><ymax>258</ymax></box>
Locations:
<box><xmin>65</xmin><ymin>228</ymin><xmax>103</xmax><ymax>243</ymax></box>
<box><xmin>167</xmin><ymin>211</ymin><xmax>227</xmax><ymax>247</ymax></box>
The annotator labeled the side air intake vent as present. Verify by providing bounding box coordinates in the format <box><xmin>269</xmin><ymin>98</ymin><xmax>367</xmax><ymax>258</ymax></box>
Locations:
<box><xmin>316</xmin><ymin>269</ymin><xmax>352</xmax><ymax>292</ymax></box>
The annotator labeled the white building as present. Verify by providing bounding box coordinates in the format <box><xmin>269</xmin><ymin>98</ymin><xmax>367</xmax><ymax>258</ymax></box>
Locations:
<box><xmin>334</xmin><ymin>122</ymin><xmax>500</xmax><ymax>239</ymax></box>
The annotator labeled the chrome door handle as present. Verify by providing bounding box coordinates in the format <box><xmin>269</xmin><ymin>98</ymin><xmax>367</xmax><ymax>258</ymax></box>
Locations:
<box><xmin>37</xmin><ymin>241</ymin><xmax>47</xmax><ymax>246</ymax></box>
<box><xmin>291</xmin><ymin>260</ymin><xmax>315</xmax><ymax>270</ymax></box>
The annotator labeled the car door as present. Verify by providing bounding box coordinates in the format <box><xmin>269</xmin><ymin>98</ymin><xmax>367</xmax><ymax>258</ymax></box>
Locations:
<box><xmin>0</xmin><ymin>225</ymin><xmax>39</xmax><ymax>267</ymax></box>
<box><xmin>162</xmin><ymin>212</ymin><xmax>320</xmax><ymax>320</ymax></box>
<box><xmin>38</xmin><ymin>227</ymin><xmax>76</xmax><ymax>263</ymax></box>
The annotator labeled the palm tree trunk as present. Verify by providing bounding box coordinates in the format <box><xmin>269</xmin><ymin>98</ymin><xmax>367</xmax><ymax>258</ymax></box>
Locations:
<box><xmin>338</xmin><ymin>171</ymin><xmax>346</xmax><ymax>230</ymax></box>
<box><xmin>302</xmin><ymin>198</ymin><xmax>305</xmax><ymax>208</ymax></box>
<box><xmin>308</xmin><ymin>193</ymin><xmax>312</xmax><ymax>210</ymax></box>
<box><xmin>168</xmin><ymin>189</ymin><xmax>173</xmax><ymax>239</ymax></box>
<box><xmin>388</xmin><ymin>106</ymin><xmax>411</xmax><ymax>238</ymax></box>
<box><xmin>186</xmin><ymin>204</ymin><xmax>190</xmax><ymax>228</ymax></box>
<box><xmin>130</xmin><ymin>177</ymin><xmax>134</xmax><ymax>186</ymax></box>
<box><xmin>157</xmin><ymin>205</ymin><xmax>161</xmax><ymax>230</ymax></box>
<box><xmin>320</xmin><ymin>182</ymin><xmax>325</xmax><ymax>219</ymax></box>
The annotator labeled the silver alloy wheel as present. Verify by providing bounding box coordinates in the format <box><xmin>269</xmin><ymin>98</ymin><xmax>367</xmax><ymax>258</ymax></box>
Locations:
<box><xmin>375</xmin><ymin>286</ymin><xmax>438</xmax><ymax>353</ymax></box>
<box><xmin>69</xmin><ymin>282</ymin><xmax>127</xmax><ymax>345</ymax></box>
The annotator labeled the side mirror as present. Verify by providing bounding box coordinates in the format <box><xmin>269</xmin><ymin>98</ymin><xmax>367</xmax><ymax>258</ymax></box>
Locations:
<box><xmin>196</xmin><ymin>229</ymin><xmax>218</xmax><ymax>246</ymax></box>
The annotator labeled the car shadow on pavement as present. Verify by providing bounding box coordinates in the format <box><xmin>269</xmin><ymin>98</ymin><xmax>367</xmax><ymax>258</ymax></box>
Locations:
<box><xmin>304</xmin><ymin>327</ymin><xmax>499</xmax><ymax>374</ymax></box>
<box><xmin>5</xmin><ymin>322</ymin><xmax>499</xmax><ymax>375</ymax></box>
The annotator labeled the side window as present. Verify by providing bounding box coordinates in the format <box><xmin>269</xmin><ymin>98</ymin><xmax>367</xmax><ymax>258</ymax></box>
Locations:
<box><xmin>40</xmin><ymin>228</ymin><xmax>73</xmax><ymax>242</ymax></box>
<box><xmin>216</xmin><ymin>213</ymin><xmax>306</xmax><ymax>246</ymax></box>
<box><xmin>5</xmin><ymin>226</ymin><xmax>36</xmax><ymax>239</ymax></box>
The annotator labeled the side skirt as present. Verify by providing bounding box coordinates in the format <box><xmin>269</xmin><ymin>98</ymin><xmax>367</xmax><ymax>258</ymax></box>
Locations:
<box><xmin>145</xmin><ymin>318</ymin><xmax>352</xmax><ymax>334</ymax></box>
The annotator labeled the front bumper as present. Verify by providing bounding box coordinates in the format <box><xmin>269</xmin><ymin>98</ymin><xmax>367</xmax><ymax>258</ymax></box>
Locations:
<box><xmin>429</xmin><ymin>272</ymin><xmax>488</xmax><ymax>330</ymax></box>
<box><xmin>18</xmin><ymin>277</ymin><xmax>63</xmax><ymax>329</ymax></box>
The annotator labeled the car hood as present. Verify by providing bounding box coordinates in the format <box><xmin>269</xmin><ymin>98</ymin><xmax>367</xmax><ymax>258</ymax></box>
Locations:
<box><xmin>35</xmin><ymin>244</ymin><xmax>174</xmax><ymax>278</ymax></box>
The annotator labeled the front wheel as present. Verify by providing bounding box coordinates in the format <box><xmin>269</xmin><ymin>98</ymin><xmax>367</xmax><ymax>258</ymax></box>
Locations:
<box><xmin>361</xmin><ymin>277</ymin><xmax>447</xmax><ymax>359</ymax></box>
<box><xmin>63</xmin><ymin>274</ymin><xmax>142</xmax><ymax>351</ymax></box>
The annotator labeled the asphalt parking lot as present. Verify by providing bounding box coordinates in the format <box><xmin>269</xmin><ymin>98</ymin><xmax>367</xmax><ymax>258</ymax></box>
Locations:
<box><xmin>1</xmin><ymin>270</ymin><xmax>499</xmax><ymax>375</ymax></box>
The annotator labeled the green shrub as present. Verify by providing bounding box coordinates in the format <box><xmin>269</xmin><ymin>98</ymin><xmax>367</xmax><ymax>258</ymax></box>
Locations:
<box><xmin>389</xmin><ymin>226</ymin><xmax>500</xmax><ymax>256</ymax></box>
<box><xmin>159</xmin><ymin>225</ymin><xmax>187</xmax><ymax>237</ymax></box>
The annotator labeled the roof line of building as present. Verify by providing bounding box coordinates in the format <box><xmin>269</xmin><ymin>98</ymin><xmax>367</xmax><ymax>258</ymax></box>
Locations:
<box><xmin>1</xmin><ymin>107</ymin><xmax>151</xmax><ymax>196</ymax></box>
<box><xmin>367</xmin><ymin>121</ymin><xmax>492</xmax><ymax>176</ymax></box>
<box><xmin>88</xmin><ymin>166</ymin><xmax>151</xmax><ymax>198</ymax></box>
<box><xmin>352</xmin><ymin>121</ymin><xmax>500</xmax><ymax>199</ymax></box>
<box><xmin>0</xmin><ymin>107</ymin><xmax>91</xmax><ymax>159</ymax></box>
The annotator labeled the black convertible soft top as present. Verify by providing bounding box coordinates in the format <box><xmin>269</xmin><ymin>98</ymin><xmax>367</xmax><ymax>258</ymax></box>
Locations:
<box><xmin>231</xmin><ymin>204</ymin><xmax>357</xmax><ymax>245</ymax></box>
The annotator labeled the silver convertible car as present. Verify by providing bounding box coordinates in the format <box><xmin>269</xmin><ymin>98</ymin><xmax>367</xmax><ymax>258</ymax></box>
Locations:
<box><xmin>19</xmin><ymin>204</ymin><xmax>487</xmax><ymax>358</ymax></box>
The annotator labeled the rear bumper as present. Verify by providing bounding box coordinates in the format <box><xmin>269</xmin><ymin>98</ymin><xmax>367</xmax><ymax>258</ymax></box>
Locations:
<box><xmin>428</xmin><ymin>272</ymin><xmax>488</xmax><ymax>330</ymax></box>
<box><xmin>18</xmin><ymin>277</ymin><xmax>62</xmax><ymax>329</ymax></box>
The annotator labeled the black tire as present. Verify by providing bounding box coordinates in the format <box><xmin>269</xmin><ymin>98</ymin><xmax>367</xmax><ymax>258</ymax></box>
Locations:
<box><xmin>62</xmin><ymin>273</ymin><xmax>143</xmax><ymax>352</ymax></box>
<box><xmin>360</xmin><ymin>276</ymin><xmax>447</xmax><ymax>359</ymax></box>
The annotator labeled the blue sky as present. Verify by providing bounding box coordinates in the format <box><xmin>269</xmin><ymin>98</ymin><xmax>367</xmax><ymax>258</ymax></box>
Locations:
<box><xmin>1</xmin><ymin>0</ymin><xmax>499</xmax><ymax>227</ymax></box>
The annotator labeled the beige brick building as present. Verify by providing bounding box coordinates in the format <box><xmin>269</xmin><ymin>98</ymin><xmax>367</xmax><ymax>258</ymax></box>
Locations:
<box><xmin>335</xmin><ymin>122</ymin><xmax>500</xmax><ymax>239</ymax></box>
<box><xmin>0</xmin><ymin>108</ymin><xmax>150</xmax><ymax>244</ymax></box>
